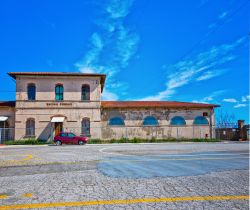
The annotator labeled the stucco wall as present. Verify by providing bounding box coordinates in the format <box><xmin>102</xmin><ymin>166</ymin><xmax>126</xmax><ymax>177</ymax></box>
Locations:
<box><xmin>15</xmin><ymin>108</ymin><xmax>101</xmax><ymax>140</ymax></box>
<box><xmin>0</xmin><ymin>107</ymin><xmax>15</xmax><ymax>128</ymax></box>
<box><xmin>15</xmin><ymin>76</ymin><xmax>102</xmax><ymax>102</ymax></box>
<box><xmin>14</xmin><ymin>75</ymin><xmax>103</xmax><ymax>140</ymax></box>
<box><xmin>101</xmin><ymin>107</ymin><xmax>214</xmax><ymax>139</ymax></box>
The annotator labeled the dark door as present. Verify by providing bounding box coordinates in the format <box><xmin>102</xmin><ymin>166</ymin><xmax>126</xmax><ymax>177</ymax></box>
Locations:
<box><xmin>55</xmin><ymin>122</ymin><xmax>63</xmax><ymax>136</ymax></box>
<box><xmin>81</xmin><ymin>118</ymin><xmax>90</xmax><ymax>136</ymax></box>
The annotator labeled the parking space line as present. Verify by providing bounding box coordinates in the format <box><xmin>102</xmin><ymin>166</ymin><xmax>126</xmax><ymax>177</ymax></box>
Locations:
<box><xmin>0</xmin><ymin>195</ymin><xmax>248</xmax><ymax>209</ymax></box>
<box><xmin>101</xmin><ymin>156</ymin><xmax>249</xmax><ymax>162</ymax></box>
<box><xmin>22</xmin><ymin>193</ymin><xmax>33</xmax><ymax>198</ymax></box>
<box><xmin>0</xmin><ymin>154</ymin><xmax>33</xmax><ymax>163</ymax></box>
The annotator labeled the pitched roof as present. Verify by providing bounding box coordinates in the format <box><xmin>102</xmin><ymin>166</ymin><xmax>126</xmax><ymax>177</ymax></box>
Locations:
<box><xmin>8</xmin><ymin>72</ymin><xmax>106</xmax><ymax>92</ymax></box>
<box><xmin>101</xmin><ymin>101</ymin><xmax>220</xmax><ymax>108</ymax></box>
<box><xmin>0</xmin><ymin>101</ymin><xmax>16</xmax><ymax>107</ymax></box>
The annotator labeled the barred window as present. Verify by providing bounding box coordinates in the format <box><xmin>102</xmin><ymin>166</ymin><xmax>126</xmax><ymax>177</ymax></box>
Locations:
<box><xmin>26</xmin><ymin>118</ymin><xmax>35</xmax><ymax>137</ymax></box>
<box><xmin>81</xmin><ymin>118</ymin><xmax>90</xmax><ymax>136</ymax></box>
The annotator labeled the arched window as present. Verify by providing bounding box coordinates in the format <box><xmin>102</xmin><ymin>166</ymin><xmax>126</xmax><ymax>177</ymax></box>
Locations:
<box><xmin>82</xmin><ymin>84</ymin><xmax>90</xmax><ymax>101</ymax></box>
<box><xmin>143</xmin><ymin>116</ymin><xmax>158</xmax><ymax>126</ymax></box>
<box><xmin>26</xmin><ymin>118</ymin><xmax>35</xmax><ymax>137</ymax></box>
<box><xmin>108</xmin><ymin>117</ymin><xmax>125</xmax><ymax>126</ymax></box>
<box><xmin>55</xmin><ymin>84</ymin><xmax>64</xmax><ymax>101</ymax></box>
<box><xmin>81</xmin><ymin>118</ymin><xmax>90</xmax><ymax>136</ymax></box>
<box><xmin>170</xmin><ymin>116</ymin><xmax>186</xmax><ymax>126</ymax></box>
<box><xmin>27</xmin><ymin>84</ymin><xmax>36</xmax><ymax>100</ymax></box>
<box><xmin>193</xmin><ymin>116</ymin><xmax>209</xmax><ymax>125</ymax></box>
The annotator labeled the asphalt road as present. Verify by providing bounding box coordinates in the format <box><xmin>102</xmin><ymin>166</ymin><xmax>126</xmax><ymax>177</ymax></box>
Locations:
<box><xmin>0</xmin><ymin>142</ymin><xmax>249</xmax><ymax>209</ymax></box>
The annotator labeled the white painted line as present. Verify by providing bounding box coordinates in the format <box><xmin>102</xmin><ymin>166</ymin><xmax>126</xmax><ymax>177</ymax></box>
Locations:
<box><xmin>99</xmin><ymin>147</ymin><xmax>133</xmax><ymax>156</ymax></box>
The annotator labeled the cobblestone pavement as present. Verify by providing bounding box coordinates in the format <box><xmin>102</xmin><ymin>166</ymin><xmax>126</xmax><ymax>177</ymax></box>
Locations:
<box><xmin>0</xmin><ymin>142</ymin><xmax>249</xmax><ymax>209</ymax></box>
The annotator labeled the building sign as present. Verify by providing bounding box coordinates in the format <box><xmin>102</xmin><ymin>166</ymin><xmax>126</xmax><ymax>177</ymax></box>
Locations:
<box><xmin>46</xmin><ymin>102</ymin><xmax>73</xmax><ymax>107</ymax></box>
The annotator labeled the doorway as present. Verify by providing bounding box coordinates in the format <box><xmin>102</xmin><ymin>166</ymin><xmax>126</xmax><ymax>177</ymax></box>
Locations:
<box><xmin>55</xmin><ymin>122</ymin><xmax>63</xmax><ymax>136</ymax></box>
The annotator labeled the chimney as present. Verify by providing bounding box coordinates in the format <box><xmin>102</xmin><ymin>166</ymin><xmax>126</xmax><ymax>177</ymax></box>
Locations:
<box><xmin>238</xmin><ymin>120</ymin><xmax>245</xmax><ymax>141</ymax></box>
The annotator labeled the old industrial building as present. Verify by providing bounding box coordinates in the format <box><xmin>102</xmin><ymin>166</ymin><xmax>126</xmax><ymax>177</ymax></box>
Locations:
<box><xmin>0</xmin><ymin>72</ymin><xmax>219</xmax><ymax>141</ymax></box>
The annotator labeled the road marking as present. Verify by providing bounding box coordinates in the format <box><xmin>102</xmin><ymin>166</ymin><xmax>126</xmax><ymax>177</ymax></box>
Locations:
<box><xmin>0</xmin><ymin>195</ymin><xmax>248</xmax><ymax>209</ymax></box>
<box><xmin>22</xmin><ymin>193</ymin><xmax>33</xmax><ymax>198</ymax></box>
<box><xmin>0</xmin><ymin>154</ymin><xmax>33</xmax><ymax>163</ymax></box>
<box><xmin>99</xmin><ymin>147</ymin><xmax>249</xmax><ymax>157</ymax></box>
<box><xmin>99</xmin><ymin>147</ymin><xmax>133</xmax><ymax>156</ymax></box>
<box><xmin>101</xmin><ymin>156</ymin><xmax>249</xmax><ymax>163</ymax></box>
<box><xmin>0</xmin><ymin>195</ymin><xmax>8</xmax><ymax>200</ymax></box>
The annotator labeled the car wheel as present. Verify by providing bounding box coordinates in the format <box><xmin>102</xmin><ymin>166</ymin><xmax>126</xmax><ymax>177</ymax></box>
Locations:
<box><xmin>55</xmin><ymin>140</ymin><xmax>62</xmax><ymax>146</ymax></box>
<box><xmin>78</xmin><ymin>140</ymin><xmax>84</xmax><ymax>145</ymax></box>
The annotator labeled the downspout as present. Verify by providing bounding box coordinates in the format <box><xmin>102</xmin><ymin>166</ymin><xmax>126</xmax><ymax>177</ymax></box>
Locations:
<box><xmin>209</xmin><ymin>108</ymin><xmax>213</xmax><ymax>139</ymax></box>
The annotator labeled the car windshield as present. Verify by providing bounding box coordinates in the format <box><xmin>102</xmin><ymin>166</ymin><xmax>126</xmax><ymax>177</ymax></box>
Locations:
<box><xmin>68</xmin><ymin>133</ymin><xmax>76</xmax><ymax>137</ymax></box>
<box><xmin>60</xmin><ymin>133</ymin><xmax>67</xmax><ymax>137</ymax></box>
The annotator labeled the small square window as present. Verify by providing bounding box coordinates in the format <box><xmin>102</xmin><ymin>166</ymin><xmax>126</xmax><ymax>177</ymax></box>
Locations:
<box><xmin>203</xmin><ymin>112</ymin><xmax>208</xmax><ymax>117</ymax></box>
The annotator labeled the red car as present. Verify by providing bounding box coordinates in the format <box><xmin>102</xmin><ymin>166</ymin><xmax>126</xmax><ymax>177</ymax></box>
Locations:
<box><xmin>54</xmin><ymin>132</ymin><xmax>88</xmax><ymax>145</ymax></box>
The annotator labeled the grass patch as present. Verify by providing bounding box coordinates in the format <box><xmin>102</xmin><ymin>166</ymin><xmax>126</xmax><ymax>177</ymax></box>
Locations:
<box><xmin>87</xmin><ymin>137</ymin><xmax>219</xmax><ymax>144</ymax></box>
<box><xmin>3</xmin><ymin>138</ymin><xmax>219</xmax><ymax>145</ymax></box>
<box><xmin>4</xmin><ymin>139</ymin><xmax>53</xmax><ymax>145</ymax></box>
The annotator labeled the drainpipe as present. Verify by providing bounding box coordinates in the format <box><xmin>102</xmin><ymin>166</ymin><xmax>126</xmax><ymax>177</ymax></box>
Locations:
<box><xmin>209</xmin><ymin>108</ymin><xmax>213</xmax><ymax>139</ymax></box>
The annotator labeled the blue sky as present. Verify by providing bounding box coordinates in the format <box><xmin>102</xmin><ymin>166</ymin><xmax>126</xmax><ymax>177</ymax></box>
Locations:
<box><xmin>0</xmin><ymin>0</ymin><xmax>249</xmax><ymax>123</ymax></box>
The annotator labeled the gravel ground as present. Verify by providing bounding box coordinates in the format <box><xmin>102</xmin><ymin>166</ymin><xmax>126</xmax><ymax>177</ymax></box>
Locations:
<box><xmin>0</xmin><ymin>142</ymin><xmax>249</xmax><ymax>209</ymax></box>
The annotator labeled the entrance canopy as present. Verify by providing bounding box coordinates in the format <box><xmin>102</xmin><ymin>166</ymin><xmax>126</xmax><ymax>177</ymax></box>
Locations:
<box><xmin>0</xmin><ymin>116</ymin><xmax>8</xmax><ymax>121</ymax></box>
<box><xmin>51</xmin><ymin>117</ymin><xmax>65</xmax><ymax>123</ymax></box>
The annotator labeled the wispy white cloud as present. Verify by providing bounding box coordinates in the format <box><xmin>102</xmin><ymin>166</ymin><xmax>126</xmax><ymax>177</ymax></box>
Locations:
<box><xmin>101</xmin><ymin>89</ymin><xmax>119</xmax><ymax>101</ymax></box>
<box><xmin>196</xmin><ymin>69</ymin><xmax>226</xmax><ymax>81</ymax></box>
<box><xmin>241</xmin><ymin>95</ymin><xmax>250</xmax><ymax>102</ymax></box>
<box><xmin>137</xmin><ymin>37</ymin><xmax>246</xmax><ymax>101</ymax></box>
<box><xmin>218</xmin><ymin>11</ymin><xmax>228</xmax><ymax>19</ymax></box>
<box><xmin>137</xmin><ymin>89</ymin><xmax>175</xmax><ymax>101</ymax></box>
<box><xmin>75</xmin><ymin>0</ymin><xmax>139</xmax><ymax>100</ymax></box>
<box><xmin>234</xmin><ymin>104</ymin><xmax>247</xmax><ymax>108</ymax></box>
<box><xmin>208</xmin><ymin>10</ymin><xmax>230</xmax><ymax>29</ymax></box>
<box><xmin>192</xmin><ymin>90</ymin><xmax>225</xmax><ymax>104</ymax></box>
<box><xmin>222</xmin><ymin>95</ymin><xmax>249</xmax><ymax>108</ymax></box>
<box><xmin>223</xmin><ymin>98</ymin><xmax>237</xmax><ymax>103</ymax></box>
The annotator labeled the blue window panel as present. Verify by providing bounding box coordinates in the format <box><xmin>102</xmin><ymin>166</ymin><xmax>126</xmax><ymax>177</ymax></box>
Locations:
<box><xmin>193</xmin><ymin>116</ymin><xmax>209</xmax><ymax>125</ymax></box>
<box><xmin>82</xmin><ymin>85</ymin><xmax>90</xmax><ymax>100</ymax></box>
<box><xmin>170</xmin><ymin>116</ymin><xmax>186</xmax><ymax>125</ymax></box>
<box><xmin>55</xmin><ymin>85</ymin><xmax>64</xmax><ymax>101</ymax></box>
<box><xmin>109</xmin><ymin>117</ymin><xmax>125</xmax><ymax>126</ymax></box>
<box><xmin>27</xmin><ymin>84</ymin><xmax>36</xmax><ymax>100</ymax></box>
<box><xmin>143</xmin><ymin>116</ymin><xmax>158</xmax><ymax>126</ymax></box>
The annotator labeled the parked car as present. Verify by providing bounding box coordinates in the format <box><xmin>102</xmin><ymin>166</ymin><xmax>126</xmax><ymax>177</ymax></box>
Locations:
<box><xmin>54</xmin><ymin>132</ymin><xmax>88</xmax><ymax>145</ymax></box>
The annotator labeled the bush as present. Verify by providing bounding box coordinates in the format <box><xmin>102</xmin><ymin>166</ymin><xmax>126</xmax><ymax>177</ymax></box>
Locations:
<box><xmin>130</xmin><ymin>138</ymin><xmax>141</xmax><ymax>143</ymax></box>
<box><xmin>3</xmin><ymin>137</ymin><xmax>219</xmax><ymax>145</ymax></box>
<box><xmin>87</xmin><ymin>139</ymin><xmax>102</xmax><ymax>144</ymax></box>
<box><xmin>4</xmin><ymin>139</ymin><xmax>52</xmax><ymax>145</ymax></box>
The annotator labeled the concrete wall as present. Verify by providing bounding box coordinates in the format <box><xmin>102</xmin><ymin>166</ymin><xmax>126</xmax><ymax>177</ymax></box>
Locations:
<box><xmin>101</xmin><ymin>107</ymin><xmax>214</xmax><ymax>139</ymax></box>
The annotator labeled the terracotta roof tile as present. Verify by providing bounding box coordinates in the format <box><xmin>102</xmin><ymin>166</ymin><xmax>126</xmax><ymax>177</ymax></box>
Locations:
<box><xmin>101</xmin><ymin>101</ymin><xmax>220</xmax><ymax>108</ymax></box>
<box><xmin>8</xmin><ymin>72</ymin><xmax>106</xmax><ymax>92</ymax></box>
